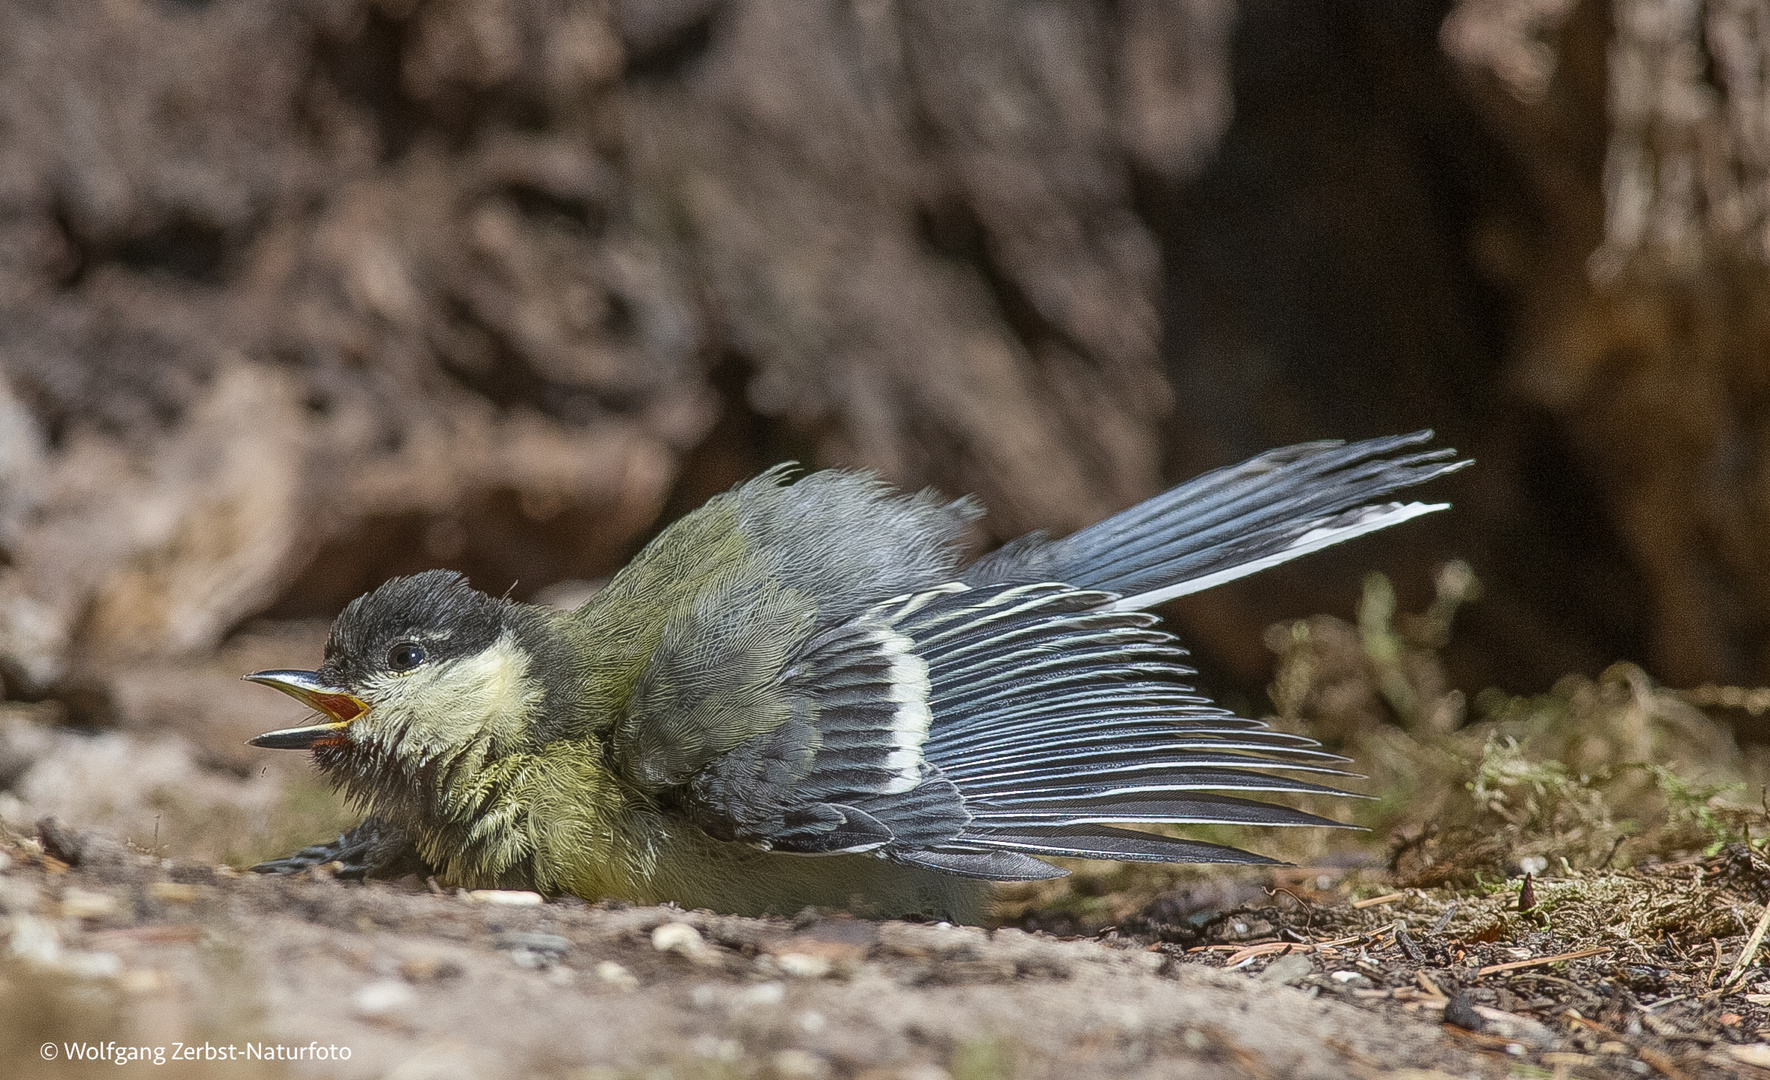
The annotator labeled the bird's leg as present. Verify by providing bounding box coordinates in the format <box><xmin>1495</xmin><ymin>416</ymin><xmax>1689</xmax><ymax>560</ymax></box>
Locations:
<box><xmin>251</xmin><ymin>815</ymin><xmax>433</xmax><ymax>880</ymax></box>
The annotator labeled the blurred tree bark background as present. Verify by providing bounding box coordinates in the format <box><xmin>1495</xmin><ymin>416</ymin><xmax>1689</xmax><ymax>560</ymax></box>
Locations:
<box><xmin>0</xmin><ymin>0</ymin><xmax>1765</xmax><ymax>726</ymax></box>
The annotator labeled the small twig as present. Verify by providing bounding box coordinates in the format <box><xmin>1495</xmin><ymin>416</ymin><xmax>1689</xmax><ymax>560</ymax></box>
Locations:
<box><xmin>1474</xmin><ymin>947</ymin><xmax>1609</xmax><ymax>977</ymax></box>
<box><xmin>1720</xmin><ymin>901</ymin><xmax>1770</xmax><ymax>991</ymax></box>
<box><xmin>1637</xmin><ymin>1045</ymin><xmax>1697</xmax><ymax>1080</ymax></box>
<box><xmin>1351</xmin><ymin>892</ymin><xmax>1404</xmax><ymax>909</ymax></box>
<box><xmin>1219</xmin><ymin>940</ymin><xmax>1313</xmax><ymax>967</ymax></box>
<box><xmin>1394</xmin><ymin>920</ymin><xmax>1424</xmax><ymax>963</ymax></box>
<box><xmin>1262</xmin><ymin>885</ymin><xmax>1315</xmax><ymax>932</ymax></box>
<box><xmin>1415</xmin><ymin>970</ymin><xmax>1448</xmax><ymax>999</ymax></box>
<box><xmin>1429</xmin><ymin>904</ymin><xmax>1457</xmax><ymax>936</ymax></box>
<box><xmin>1503</xmin><ymin>971</ymin><xmax>1583</xmax><ymax>991</ymax></box>
<box><xmin>1217</xmin><ymin>931</ymin><xmax>1384</xmax><ymax>968</ymax></box>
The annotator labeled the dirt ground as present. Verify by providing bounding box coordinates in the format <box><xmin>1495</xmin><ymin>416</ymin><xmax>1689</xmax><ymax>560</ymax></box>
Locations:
<box><xmin>0</xmin><ymin>829</ymin><xmax>1502</xmax><ymax>1080</ymax></box>
<box><xmin>8</xmin><ymin>810</ymin><xmax>1770</xmax><ymax>1080</ymax></box>
<box><xmin>7</xmin><ymin>607</ymin><xmax>1770</xmax><ymax>1080</ymax></box>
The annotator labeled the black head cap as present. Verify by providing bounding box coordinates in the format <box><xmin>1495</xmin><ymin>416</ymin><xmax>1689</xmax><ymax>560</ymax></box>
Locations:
<box><xmin>321</xmin><ymin>570</ymin><xmax>510</xmax><ymax>687</ymax></box>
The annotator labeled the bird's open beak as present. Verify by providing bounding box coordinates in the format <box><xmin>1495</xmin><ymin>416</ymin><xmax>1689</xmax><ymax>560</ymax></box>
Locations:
<box><xmin>243</xmin><ymin>670</ymin><xmax>368</xmax><ymax>750</ymax></box>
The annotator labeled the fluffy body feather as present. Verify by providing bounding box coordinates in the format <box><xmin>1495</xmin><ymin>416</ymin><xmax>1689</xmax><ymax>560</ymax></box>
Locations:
<box><xmin>248</xmin><ymin>432</ymin><xmax>1466</xmax><ymax>920</ymax></box>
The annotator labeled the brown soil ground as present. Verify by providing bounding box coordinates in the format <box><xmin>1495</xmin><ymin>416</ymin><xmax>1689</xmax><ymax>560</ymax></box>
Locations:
<box><xmin>8</xmin><ymin>608</ymin><xmax>1770</xmax><ymax>1080</ymax></box>
<box><xmin>8</xmin><ymin>818</ymin><xmax>1770</xmax><ymax>1080</ymax></box>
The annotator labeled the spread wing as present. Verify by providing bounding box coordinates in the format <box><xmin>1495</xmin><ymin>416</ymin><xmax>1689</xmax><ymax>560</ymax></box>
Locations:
<box><xmin>663</xmin><ymin>581</ymin><xmax>1356</xmax><ymax>881</ymax></box>
<box><xmin>676</xmin><ymin>597</ymin><xmax>978</xmax><ymax>860</ymax></box>
<box><xmin>609</xmin><ymin>567</ymin><xmax>976</xmax><ymax>861</ymax></box>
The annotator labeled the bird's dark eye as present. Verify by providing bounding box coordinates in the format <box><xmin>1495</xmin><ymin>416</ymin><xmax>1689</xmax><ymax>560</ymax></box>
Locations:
<box><xmin>387</xmin><ymin>642</ymin><xmax>427</xmax><ymax>671</ymax></box>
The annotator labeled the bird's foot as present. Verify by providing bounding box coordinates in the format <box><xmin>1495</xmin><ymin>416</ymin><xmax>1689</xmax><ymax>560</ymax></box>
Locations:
<box><xmin>251</xmin><ymin>816</ymin><xmax>432</xmax><ymax>880</ymax></box>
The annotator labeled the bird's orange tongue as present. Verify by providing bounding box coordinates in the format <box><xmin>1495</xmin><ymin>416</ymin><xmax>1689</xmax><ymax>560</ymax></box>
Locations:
<box><xmin>242</xmin><ymin>669</ymin><xmax>368</xmax><ymax>749</ymax></box>
<box><xmin>305</xmin><ymin>690</ymin><xmax>365</xmax><ymax>723</ymax></box>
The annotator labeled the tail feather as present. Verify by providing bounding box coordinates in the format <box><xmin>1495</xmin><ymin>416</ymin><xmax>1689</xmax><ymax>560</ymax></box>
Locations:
<box><xmin>1107</xmin><ymin>501</ymin><xmax>1446</xmax><ymax>611</ymax></box>
<box><xmin>966</xmin><ymin>430</ymin><xmax>1469</xmax><ymax>611</ymax></box>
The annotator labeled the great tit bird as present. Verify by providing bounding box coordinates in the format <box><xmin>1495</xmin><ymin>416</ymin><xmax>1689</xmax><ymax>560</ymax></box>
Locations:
<box><xmin>245</xmin><ymin>431</ymin><xmax>1465</xmax><ymax>920</ymax></box>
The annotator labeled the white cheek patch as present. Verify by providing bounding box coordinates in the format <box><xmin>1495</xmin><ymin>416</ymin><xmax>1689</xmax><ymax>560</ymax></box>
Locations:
<box><xmin>360</xmin><ymin>634</ymin><xmax>542</xmax><ymax>759</ymax></box>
